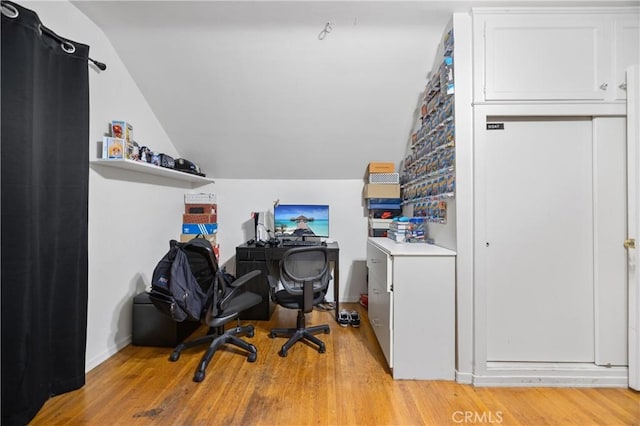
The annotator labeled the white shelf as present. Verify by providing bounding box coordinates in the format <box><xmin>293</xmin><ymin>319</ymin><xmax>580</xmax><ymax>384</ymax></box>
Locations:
<box><xmin>91</xmin><ymin>159</ymin><xmax>214</xmax><ymax>185</ymax></box>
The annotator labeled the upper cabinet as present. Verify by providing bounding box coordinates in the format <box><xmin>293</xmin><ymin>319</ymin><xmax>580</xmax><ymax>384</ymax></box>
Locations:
<box><xmin>613</xmin><ymin>15</ymin><xmax>640</xmax><ymax>101</ymax></box>
<box><xmin>473</xmin><ymin>8</ymin><xmax>639</xmax><ymax>102</ymax></box>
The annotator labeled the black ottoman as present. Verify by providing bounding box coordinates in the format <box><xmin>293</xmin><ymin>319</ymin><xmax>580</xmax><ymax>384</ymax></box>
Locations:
<box><xmin>132</xmin><ymin>292</ymin><xmax>201</xmax><ymax>346</ymax></box>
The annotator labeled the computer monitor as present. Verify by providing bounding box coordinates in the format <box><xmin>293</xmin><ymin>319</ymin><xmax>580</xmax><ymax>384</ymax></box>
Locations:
<box><xmin>273</xmin><ymin>204</ymin><xmax>329</xmax><ymax>238</ymax></box>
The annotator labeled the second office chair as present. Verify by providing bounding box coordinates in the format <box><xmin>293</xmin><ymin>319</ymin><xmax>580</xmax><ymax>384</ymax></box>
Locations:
<box><xmin>267</xmin><ymin>246</ymin><xmax>331</xmax><ymax>357</ymax></box>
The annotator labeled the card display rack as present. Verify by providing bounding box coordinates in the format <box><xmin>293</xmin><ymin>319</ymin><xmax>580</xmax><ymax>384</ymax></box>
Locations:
<box><xmin>400</xmin><ymin>29</ymin><xmax>455</xmax><ymax>224</ymax></box>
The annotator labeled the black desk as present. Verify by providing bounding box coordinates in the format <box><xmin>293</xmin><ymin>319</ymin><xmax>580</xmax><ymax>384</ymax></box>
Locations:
<box><xmin>235</xmin><ymin>242</ymin><xmax>340</xmax><ymax>323</ymax></box>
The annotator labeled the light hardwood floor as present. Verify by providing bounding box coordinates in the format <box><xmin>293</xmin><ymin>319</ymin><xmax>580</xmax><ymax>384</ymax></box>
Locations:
<box><xmin>32</xmin><ymin>303</ymin><xmax>639</xmax><ymax>425</ymax></box>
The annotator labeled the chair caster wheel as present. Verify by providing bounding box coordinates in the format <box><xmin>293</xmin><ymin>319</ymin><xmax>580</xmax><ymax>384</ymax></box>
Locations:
<box><xmin>318</xmin><ymin>345</ymin><xmax>326</xmax><ymax>354</ymax></box>
<box><xmin>193</xmin><ymin>371</ymin><xmax>205</xmax><ymax>382</ymax></box>
<box><xmin>247</xmin><ymin>353</ymin><xmax>257</xmax><ymax>362</ymax></box>
<box><xmin>268</xmin><ymin>332</ymin><xmax>276</xmax><ymax>338</ymax></box>
<box><xmin>279</xmin><ymin>349</ymin><xmax>288</xmax><ymax>357</ymax></box>
<box><xmin>324</xmin><ymin>329</ymin><xmax>330</xmax><ymax>334</ymax></box>
<box><xmin>247</xmin><ymin>329</ymin><xmax>255</xmax><ymax>338</ymax></box>
<box><xmin>169</xmin><ymin>352</ymin><xmax>180</xmax><ymax>362</ymax></box>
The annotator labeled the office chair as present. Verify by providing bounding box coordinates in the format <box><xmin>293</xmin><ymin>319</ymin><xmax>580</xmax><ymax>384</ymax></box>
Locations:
<box><xmin>167</xmin><ymin>238</ymin><xmax>262</xmax><ymax>382</ymax></box>
<box><xmin>268</xmin><ymin>246</ymin><xmax>331</xmax><ymax>357</ymax></box>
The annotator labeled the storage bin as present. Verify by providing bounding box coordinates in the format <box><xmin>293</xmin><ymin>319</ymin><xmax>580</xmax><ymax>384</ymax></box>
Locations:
<box><xmin>132</xmin><ymin>292</ymin><xmax>201</xmax><ymax>346</ymax></box>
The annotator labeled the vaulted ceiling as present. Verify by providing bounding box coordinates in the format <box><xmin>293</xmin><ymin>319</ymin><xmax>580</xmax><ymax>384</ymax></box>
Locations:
<box><xmin>73</xmin><ymin>0</ymin><xmax>635</xmax><ymax>179</ymax></box>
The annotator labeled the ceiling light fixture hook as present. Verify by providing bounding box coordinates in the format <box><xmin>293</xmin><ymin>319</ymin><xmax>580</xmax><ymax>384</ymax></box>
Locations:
<box><xmin>318</xmin><ymin>21</ymin><xmax>334</xmax><ymax>40</ymax></box>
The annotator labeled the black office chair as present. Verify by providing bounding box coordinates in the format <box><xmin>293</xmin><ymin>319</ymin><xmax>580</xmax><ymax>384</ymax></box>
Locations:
<box><xmin>167</xmin><ymin>238</ymin><xmax>262</xmax><ymax>382</ymax></box>
<box><xmin>268</xmin><ymin>246</ymin><xmax>331</xmax><ymax>357</ymax></box>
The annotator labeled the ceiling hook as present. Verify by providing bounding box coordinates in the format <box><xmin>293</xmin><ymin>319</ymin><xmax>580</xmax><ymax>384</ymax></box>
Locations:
<box><xmin>318</xmin><ymin>21</ymin><xmax>334</xmax><ymax>41</ymax></box>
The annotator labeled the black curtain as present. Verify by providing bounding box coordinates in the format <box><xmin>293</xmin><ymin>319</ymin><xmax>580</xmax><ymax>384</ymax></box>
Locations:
<box><xmin>1</xmin><ymin>1</ymin><xmax>89</xmax><ymax>424</ymax></box>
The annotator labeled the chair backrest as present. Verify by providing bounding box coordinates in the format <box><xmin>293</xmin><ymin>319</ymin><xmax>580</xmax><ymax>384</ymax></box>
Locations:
<box><xmin>280</xmin><ymin>246</ymin><xmax>330</xmax><ymax>312</ymax></box>
<box><xmin>182</xmin><ymin>238</ymin><xmax>225</xmax><ymax>315</ymax></box>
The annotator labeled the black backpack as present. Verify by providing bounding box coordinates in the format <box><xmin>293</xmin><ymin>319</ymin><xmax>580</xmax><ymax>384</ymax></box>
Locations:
<box><xmin>148</xmin><ymin>239</ymin><xmax>215</xmax><ymax>322</ymax></box>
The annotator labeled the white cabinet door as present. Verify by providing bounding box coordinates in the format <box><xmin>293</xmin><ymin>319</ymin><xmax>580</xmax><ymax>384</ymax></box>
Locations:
<box><xmin>613</xmin><ymin>15</ymin><xmax>640</xmax><ymax>101</ymax></box>
<box><xmin>393</xmin><ymin>256</ymin><xmax>455</xmax><ymax>380</ymax></box>
<box><xmin>480</xmin><ymin>14</ymin><xmax>606</xmax><ymax>101</ymax></box>
<box><xmin>366</xmin><ymin>242</ymin><xmax>393</xmax><ymax>368</ymax></box>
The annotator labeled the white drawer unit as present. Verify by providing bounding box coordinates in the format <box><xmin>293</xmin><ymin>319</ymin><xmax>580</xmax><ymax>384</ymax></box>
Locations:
<box><xmin>366</xmin><ymin>238</ymin><xmax>456</xmax><ymax>380</ymax></box>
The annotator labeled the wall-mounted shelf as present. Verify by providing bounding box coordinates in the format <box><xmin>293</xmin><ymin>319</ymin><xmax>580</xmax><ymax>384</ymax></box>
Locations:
<box><xmin>91</xmin><ymin>159</ymin><xmax>214</xmax><ymax>185</ymax></box>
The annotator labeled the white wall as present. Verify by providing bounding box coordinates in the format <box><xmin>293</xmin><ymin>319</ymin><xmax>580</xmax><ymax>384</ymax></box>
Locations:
<box><xmin>72</xmin><ymin>1</ymin><xmax>449</xmax><ymax>180</ymax></box>
<box><xmin>215</xmin><ymin>179</ymin><xmax>370</xmax><ymax>303</ymax></box>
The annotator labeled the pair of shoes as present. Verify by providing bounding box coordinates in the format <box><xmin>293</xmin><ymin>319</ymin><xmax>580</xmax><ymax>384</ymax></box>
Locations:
<box><xmin>338</xmin><ymin>309</ymin><xmax>361</xmax><ymax>328</ymax></box>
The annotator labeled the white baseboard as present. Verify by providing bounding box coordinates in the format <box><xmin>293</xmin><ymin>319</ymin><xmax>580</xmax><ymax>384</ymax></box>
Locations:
<box><xmin>456</xmin><ymin>370</ymin><xmax>474</xmax><ymax>384</ymax></box>
<box><xmin>85</xmin><ymin>335</ymin><xmax>131</xmax><ymax>373</ymax></box>
<box><xmin>471</xmin><ymin>362</ymin><xmax>628</xmax><ymax>387</ymax></box>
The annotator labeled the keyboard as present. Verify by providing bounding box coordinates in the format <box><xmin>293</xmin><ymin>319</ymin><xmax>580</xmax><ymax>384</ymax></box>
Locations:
<box><xmin>281</xmin><ymin>240</ymin><xmax>321</xmax><ymax>247</ymax></box>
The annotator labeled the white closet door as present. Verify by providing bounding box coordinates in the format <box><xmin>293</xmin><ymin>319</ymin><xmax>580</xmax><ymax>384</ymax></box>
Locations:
<box><xmin>594</xmin><ymin>117</ymin><xmax>628</xmax><ymax>366</ymax></box>
<box><xmin>627</xmin><ymin>65</ymin><xmax>640</xmax><ymax>390</ymax></box>
<box><xmin>484</xmin><ymin>117</ymin><xmax>595</xmax><ymax>362</ymax></box>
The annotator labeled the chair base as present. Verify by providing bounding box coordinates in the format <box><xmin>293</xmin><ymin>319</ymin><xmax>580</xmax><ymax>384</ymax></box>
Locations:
<box><xmin>169</xmin><ymin>323</ymin><xmax>257</xmax><ymax>382</ymax></box>
<box><xmin>269</xmin><ymin>310</ymin><xmax>330</xmax><ymax>357</ymax></box>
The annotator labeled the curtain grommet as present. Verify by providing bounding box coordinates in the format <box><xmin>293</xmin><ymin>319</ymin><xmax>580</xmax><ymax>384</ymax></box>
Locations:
<box><xmin>61</xmin><ymin>41</ymin><xmax>76</xmax><ymax>54</ymax></box>
<box><xmin>1</xmin><ymin>2</ymin><xmax>19</xmax><ymax>19</ymax></box>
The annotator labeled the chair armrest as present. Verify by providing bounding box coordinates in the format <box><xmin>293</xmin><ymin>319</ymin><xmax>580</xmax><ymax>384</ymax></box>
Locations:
<box><xmin>229</xmin><ymin>269</ymin><xmax>261</xmax><ymax>288</ymax></box>
<box><xmin>219</xmin><ymin>270</ymin><xmax>261</xmax><ymax>311</ymax></box>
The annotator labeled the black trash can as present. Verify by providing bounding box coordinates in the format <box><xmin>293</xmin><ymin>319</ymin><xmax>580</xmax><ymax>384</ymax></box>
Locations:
<box><xmin>132</xmin><ymin>292</ymin><xmax>201</xmax><ymax>346</ymax></box>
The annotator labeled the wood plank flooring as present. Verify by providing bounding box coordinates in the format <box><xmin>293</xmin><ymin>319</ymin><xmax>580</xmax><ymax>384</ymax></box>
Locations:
<box><xmin>31</xmin><ymin>303</ymin><xmax>639</xmax><ymax>425</ymax></box>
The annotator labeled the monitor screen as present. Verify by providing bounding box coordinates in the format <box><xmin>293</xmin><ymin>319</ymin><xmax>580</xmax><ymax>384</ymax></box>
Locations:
<box><xmin>273</xmin><ymin>204</ymin><xmax>330</xmax><ymax>238</ymax></box>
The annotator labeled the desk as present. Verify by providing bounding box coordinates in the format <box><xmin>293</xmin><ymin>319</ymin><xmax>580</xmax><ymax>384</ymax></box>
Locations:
<box><xmin>235</xmin><ymin>242</ymin><xmax>340</xmax><ymax>323</ymax></box>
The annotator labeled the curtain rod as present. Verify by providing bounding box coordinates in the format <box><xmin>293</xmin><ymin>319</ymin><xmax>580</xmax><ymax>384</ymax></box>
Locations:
<box><xmin>1</xmin><ymin>0</ymin><xmax>107</xmax><ymax>71</ymax></box>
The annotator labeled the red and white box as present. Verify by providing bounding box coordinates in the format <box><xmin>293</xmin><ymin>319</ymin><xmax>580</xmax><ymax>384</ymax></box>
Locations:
<box><xmin>182</xmin><ymin>213</ymin><xmax>217</xmax><ymax>224</ymax></box>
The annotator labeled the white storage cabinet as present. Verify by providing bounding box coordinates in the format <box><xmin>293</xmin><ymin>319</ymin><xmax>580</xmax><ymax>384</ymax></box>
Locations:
<box><xmin>366</xmin><ymin>238</ymin><xmax>456</xmax><ymax>380</ymax></box>
<box><xmin>473</xmin><ymin>8</ymin><xmax>639</xmax><ymax>102</ymax></box>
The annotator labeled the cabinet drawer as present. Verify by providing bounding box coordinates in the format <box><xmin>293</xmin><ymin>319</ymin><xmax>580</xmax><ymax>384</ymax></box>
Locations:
<box><xmin>369</xmin><ymin>286</ymin><xmax>393</xmax><ymax>368</ymax></box>
<box><xmin>367</xmin><ymin>242</ymin><xmax>392</xmax><ymax>290</ymax></box>
<box><xmin>236</xmin><ymin>247</ymin><xmax>266</xmax><ymax>261</ymax></box>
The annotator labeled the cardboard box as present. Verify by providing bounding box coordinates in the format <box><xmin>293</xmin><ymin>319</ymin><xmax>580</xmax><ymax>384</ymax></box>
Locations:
<box><xmin>369</xmin><ymin>218</ymin><xmax>393</xmax><ymax>229</ymax></box>
<box><xmin>101</xmin><ymin>136</ymin><xmax>137</xmax><ymax>160</ymax></box>
<box><xmin>111</xmin><ymin>121</ymin><xmax>133</xmax><ymax>142</ymax></box>
<box><xmin>367</xmin><ymin>198</ymin><xmax>402</xmax><ymax>210</ymax></box>
<box><xmin>368</xmin><ymin>162</ymin><xmax>395</xmax><ymax>173</ymax></box>
<box><xmin>102</xmin><ymin>137</ymin><xmax>125</xmax><ymax>159</ymax></box>
<box><xmin>182</xmin><ymin>223</ymin><xmax>218</xmax><ymax>235</ymax></box>
<box><xmin>179</xmin><ymin>233</ymin><xmax>217</xmax><ymax>245</ymax></box>
<box><xmin>368</xmin><ymin>173</ymin><xmax>400</xmax><ymax>184</ymax></box>
<box><xmin>369</xmin><ymin>228</ymin><xmax>388</xmax><ymax>237</ymax></box>
<box><xmin>182</xmin><ymin>214</ymin><xmax>217</xmax><ymax>224</ymax></box>
<box><xmin>363</xmin><ymin>184</ymin><xmax>400</xmax><ymax>199</ymax></box>
<box><xmin>185</xmin><ymin>193</ymin><xmax>216</xmax><ymax>204</ymax></box>
<box><xmin>184</xmin><ymin>203</ymin><xmax>217</xmax><ymax>214</ymax></box>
